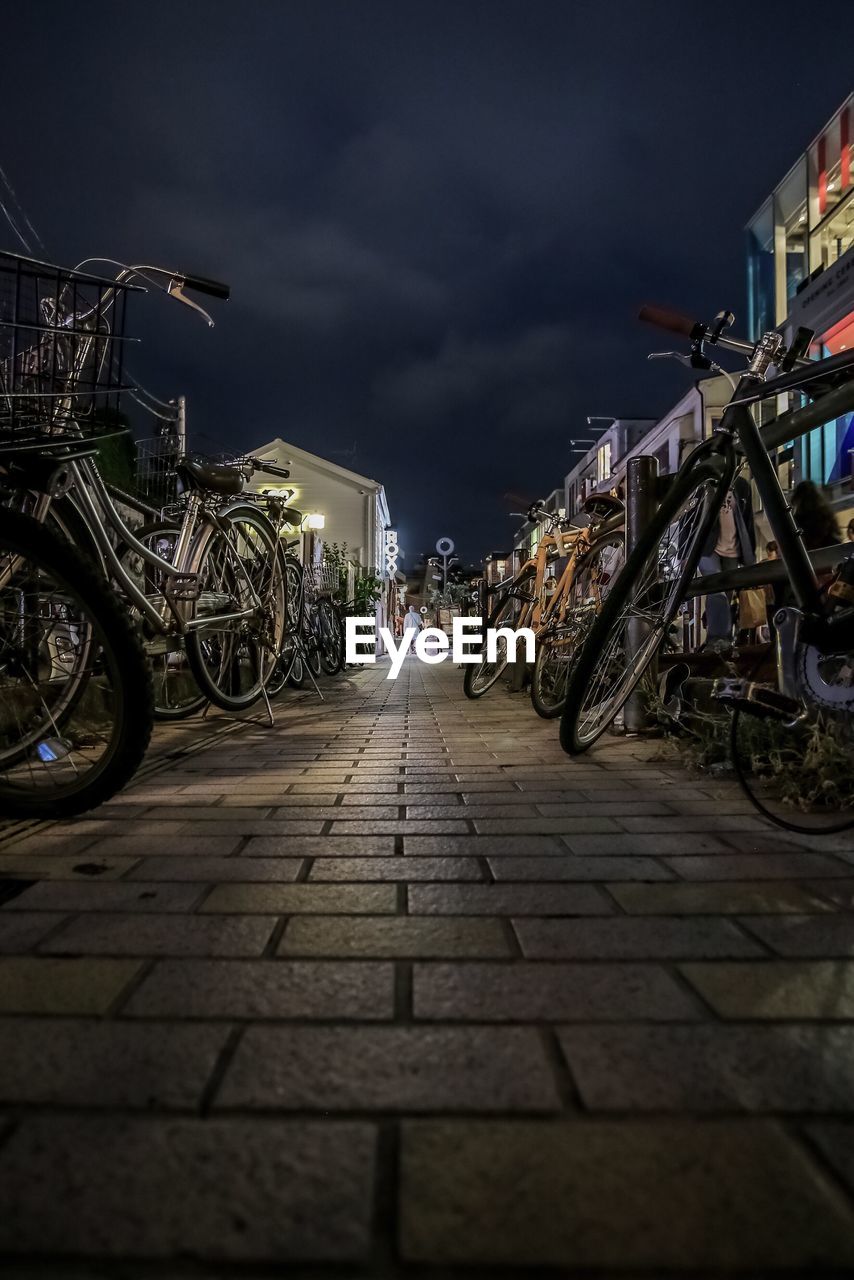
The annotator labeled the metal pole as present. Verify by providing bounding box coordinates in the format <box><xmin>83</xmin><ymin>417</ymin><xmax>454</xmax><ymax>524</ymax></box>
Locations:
<box><xmin>176</xmin><ymin>395</ymin><xmax>187</xmax><ymax>454</ymax></box>
<box><xmin>624</xmin><ymin>455</ymin><xmax>659</xmax><ymax>733</ymax></box>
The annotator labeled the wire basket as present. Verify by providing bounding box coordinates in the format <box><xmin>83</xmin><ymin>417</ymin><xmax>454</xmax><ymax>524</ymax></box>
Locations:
<box><xmin>134</xmin><ymin>434</ymin><xmax>183</xmax><ymax>509</ymax></box>
<box><xmin>0</xmin><ymin>251</ymin><xmax>136</xmax><ymax>451</ymax></box>
<box><xmin>312</xmin><ymin>562</ymin><xmax>344</xmax><ymax>596</ymax></box>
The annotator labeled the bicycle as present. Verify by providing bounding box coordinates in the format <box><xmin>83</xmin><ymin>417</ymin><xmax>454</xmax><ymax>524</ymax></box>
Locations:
<box><xmin>0</xmin><ymin>250</ymin><xmax>287</xmax><ymax>814</ymax></box>
<box><xmin>559</xmin><ymin>304</ymin><xmax>854</xmax><ymax>833</ymax></box>
<box><xmin>463</xmin><ymin>496</ymin><xmax>625</xmax><ymax>711</ymax></box>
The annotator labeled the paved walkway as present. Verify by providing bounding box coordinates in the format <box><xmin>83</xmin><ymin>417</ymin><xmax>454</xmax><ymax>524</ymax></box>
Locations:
<box><xmin>1</xmin><ymin>660</ymin><xmax>854</xmax><ymax>1277</ymax></box>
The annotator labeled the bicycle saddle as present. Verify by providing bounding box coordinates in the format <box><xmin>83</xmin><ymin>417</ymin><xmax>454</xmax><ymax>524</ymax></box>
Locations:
<box><xmin>177</xmin><ymin>457</ymin><xmax>245</xmax><ymax>496</ymax></box>
<box><xmin>582</xmin><ymin>492</ymin><xmax>623</xmax><ymax>520</ymax></box>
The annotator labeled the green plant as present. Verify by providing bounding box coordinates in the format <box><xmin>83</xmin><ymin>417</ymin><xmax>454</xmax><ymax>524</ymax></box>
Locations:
<box><xmin>354</xmin><ymin>569</ymin><xmax>382</xmax><ymax>613</ymax></box>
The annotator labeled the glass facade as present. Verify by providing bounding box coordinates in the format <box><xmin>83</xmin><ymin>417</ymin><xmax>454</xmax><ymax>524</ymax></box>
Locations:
<box><xmin>746</xmin><ymin>95</ymin><xmax>854</xmax><ymax>496</ymax></box>
<box><xmin>747</xmin><ymin>96</ymin><xmax>853</xmax><ymax>338</ymax></box>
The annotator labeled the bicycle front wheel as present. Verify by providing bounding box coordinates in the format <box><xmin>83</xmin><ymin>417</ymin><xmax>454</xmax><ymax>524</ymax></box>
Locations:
<box><xmin>464</xmin><ymin>578</ymin><xmax>531</xmax><ymax>699</ymax></box>
<box><xmin>0</xmin><ymin>508</ymin><xmax>153</xmax><ymax>818</ymax></box>
<box><xmin>560</xmin><ymin>458</ymin><xmax>729</xmax><ymax>754</ymax></box>
<box><xmin>186</xmin><ymin>508</ymin><xmax>285</xmax><ymax>712</ymax></box>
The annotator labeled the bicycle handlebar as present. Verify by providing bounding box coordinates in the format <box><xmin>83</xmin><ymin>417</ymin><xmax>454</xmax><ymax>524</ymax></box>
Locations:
<box><xmin>638</xmin><ymin>305</ymin><xmax>702</xmax><ymax>339</ymax></box>
<box><xmin>178</xmin><ymin>272</ymin><xmax>230</xmax><ymax>301</ymax></box>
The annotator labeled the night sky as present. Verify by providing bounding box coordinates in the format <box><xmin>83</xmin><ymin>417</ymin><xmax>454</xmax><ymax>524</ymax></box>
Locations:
<box><xmin>3</xmin><ymin>2</ymin><xmax>850</xmax><ymax>563</ymax></box>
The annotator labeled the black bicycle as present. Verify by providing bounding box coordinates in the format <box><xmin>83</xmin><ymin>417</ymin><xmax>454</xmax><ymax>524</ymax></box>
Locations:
<box><xmin>560</xmin><ymin>305</ymin><xmax>854</xmax><ymax>833</ymax></box>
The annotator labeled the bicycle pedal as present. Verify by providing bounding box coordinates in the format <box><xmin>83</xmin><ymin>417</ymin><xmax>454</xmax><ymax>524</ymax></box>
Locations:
<box><xmin>164</xmin><ymin>574</ymin><xmax>200</xmax><ymax>603</ymax></box>
<box><xmin>712</xmin><ymin>677</ymin><xmax>800</xmax><ymax>721</ymax></box>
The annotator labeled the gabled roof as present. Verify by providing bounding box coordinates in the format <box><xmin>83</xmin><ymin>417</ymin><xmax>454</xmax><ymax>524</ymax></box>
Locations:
<box><xmin>250</xmin><ymin>436</ymin><xmax>384</xmax><ymax>492</ymax></box>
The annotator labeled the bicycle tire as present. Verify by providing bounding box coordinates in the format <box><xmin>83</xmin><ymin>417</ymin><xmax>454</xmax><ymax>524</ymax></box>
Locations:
<box><xmin>560</xmin><ymin>452</ymin><xmax>731</xmax><ymax>754</ymax></box>
<box><xmin>531</xmin><ymin>529</ymin><xmax>625</xmax><ymax>719</ymax></box>
<box><xmin>463</xmin><ymin>577</ymin><xmax>532</xmax><ymax>699</ymax></box>
<box><xmin>0</xmin><ymin>508</ymin><xmax>153</xmax><ymax>818</ymax></box>
<box><xmin>186</xmin><ymin>506</ymin><xmax>285</xmax><ymax>712</ymax></box>
<box><xmin>317</xmin><ymin>598</ymin><xmax>344</xmax><ymax>675</ymax></box>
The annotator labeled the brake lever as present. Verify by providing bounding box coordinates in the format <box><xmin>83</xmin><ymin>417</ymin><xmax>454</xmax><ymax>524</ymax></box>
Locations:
<box><xmin>167</xmin><ymin>279</ymin><xmax>215</xmax><ymax>328</ymax></box>
<box><xmin>648</xmin><ymin>351</ymin><xmax>695</xmax><ymax>367</ymax></box>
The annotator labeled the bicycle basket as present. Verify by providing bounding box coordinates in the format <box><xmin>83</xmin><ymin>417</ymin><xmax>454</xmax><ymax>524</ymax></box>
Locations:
<box><xmin>0</xmin><ymin>251</ymin><xmax>137</xmax><ymax>451</ymax></box>
<box><xmin>312</xmin><ymin>562</ymin><xmax>343</xmax><ymax>595</ymax></box>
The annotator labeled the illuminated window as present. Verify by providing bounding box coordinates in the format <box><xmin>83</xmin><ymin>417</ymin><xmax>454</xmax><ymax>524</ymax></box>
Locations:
<box><xmin>596</xmin><ymin>442</ymin><xmax>612</xmax><ymax>483</ymax></box>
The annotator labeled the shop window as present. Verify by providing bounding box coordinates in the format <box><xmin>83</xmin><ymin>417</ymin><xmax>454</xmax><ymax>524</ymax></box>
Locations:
<box><xmin>775</xmin><ymin>157</ymin><xmax>809</xmax><ymax>302</ymax></box>
<box><xmin>596</xmin><ymin>441</ymin><xmax>612</xmax><ymax>483</ymax></box>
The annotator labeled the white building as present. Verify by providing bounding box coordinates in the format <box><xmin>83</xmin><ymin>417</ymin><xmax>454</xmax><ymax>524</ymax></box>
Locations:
<box><xmin>247</xmin><ymin>436</ymin><xmax>392</xmax><ymax>574</ymax></box>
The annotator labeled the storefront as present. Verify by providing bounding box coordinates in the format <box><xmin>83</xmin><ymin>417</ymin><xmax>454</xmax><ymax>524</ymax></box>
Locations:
<box><xmin>746</xmin><ymin>93</ymin><xmax>854</xmax><ymax>515</ymax></box>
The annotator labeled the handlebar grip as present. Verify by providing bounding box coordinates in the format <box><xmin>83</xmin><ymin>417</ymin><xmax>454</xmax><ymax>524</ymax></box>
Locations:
<box><xmin>638</xmin><ymin>305</ymin><xmax>702</xmax><ymax>339</ymax></box>
<box><xmin>256</xmin><ymin>462</ymin><xmax>291</xmax><ymax>479</ymax></box>
<box><xmin>180</xmin><ymin>273</ymin><xmax>231</xmax><ymax>301</ymax></box>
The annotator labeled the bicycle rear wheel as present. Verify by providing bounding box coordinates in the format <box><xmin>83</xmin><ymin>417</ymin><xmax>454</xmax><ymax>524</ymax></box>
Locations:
<box><xmin>186</xmin><ymin>507</ymin><xmax>285</xmax><ymax>712</ymax></box>
<box><xmin>531</xmin><ymin>530</ymin><xmax>625</xmax><ymax>719</ymax></box>
<box><xmin>560</xmin><ymin>456</ymin><xmax>730</xmax><ymax>754</ymax></box>
<box><xmin>121</xmin><ymin>522</ymin><xmax>208</xmax><ymax>720</ymax></box>
<box><xmin>730</xmin><ymin>641</ymin><xmax>854</xmax><ymax>833</ymax></box>
<box><xmin>0</xmin><ymin>508</ymin><xmax>153</xmax><ymax>817</ymax></box>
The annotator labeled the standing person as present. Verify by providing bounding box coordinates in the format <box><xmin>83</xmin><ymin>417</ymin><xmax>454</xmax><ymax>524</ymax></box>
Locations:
<box><xmin>698</xmin><ymin>475</ymin><xmax>756</xmax><ymax>652</ymax></box>
<box><xmin>403</xmin><ymin>605</ymin><xmax>422</xmax><ymax>635</ymax></box>
<box><xmin>791</xmin><ymin>480</ymin><xmax>840</xmax><ymax>550</ymax></box>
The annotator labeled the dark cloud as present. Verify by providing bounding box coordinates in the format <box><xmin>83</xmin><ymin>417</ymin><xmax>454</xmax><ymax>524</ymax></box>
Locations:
<box><xmin>2</xmin><ymin>0</ymin><xmax>850</xmax><ymax>560</ymax></box>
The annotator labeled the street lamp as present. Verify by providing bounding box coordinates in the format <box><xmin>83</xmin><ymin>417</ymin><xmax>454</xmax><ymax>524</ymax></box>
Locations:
<box><xmin>305</xmin><ymin>513</ymin><xmax>325</xmax><ymax>530</ymax></box>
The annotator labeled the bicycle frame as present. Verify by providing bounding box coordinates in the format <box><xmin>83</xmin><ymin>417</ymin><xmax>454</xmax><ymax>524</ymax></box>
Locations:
<box><xmin>24</xmin><ymin>456</ymin><xmax>271</xmax><ymax>636</ymax></box>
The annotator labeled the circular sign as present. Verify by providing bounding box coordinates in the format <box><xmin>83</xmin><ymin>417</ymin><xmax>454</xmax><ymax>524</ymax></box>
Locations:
<box><xmin>435</xmin><ymin>537</ymin><xmax>455</xmax><ymax>556</ymax></box>
<box><xmin>420</xmin><ymin>606</ymin><xmax>428</xmax><ymax>614</ymax></box>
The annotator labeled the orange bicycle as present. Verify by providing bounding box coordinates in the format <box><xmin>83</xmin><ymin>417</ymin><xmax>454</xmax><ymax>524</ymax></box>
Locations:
<box><xmin>464</xmin><ymin>495</ymin><xmax>625</xmax><ymax>715</ymax></box>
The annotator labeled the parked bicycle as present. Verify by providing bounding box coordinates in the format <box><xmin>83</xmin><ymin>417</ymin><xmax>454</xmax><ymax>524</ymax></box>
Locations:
<box><xmin>0</xmin><ymin>250</ymin><xmax>287</xmax><ymax>816</ymax></box>
<box><xmin>559</xmin><ymin>304</ymin><xmax>854</xmax><ymax>832</ymax></box>
<box><xmin>464</xmin><ymin>496</ymin><xmax>625</xmax><ymax>714</ymax></box>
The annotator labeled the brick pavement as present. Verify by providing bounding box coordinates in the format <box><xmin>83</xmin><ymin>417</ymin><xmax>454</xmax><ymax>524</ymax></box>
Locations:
<box><xmin>1</xmin><ymin>659</ymin><xmax>854</xmax><ymax>1277</ymax></box>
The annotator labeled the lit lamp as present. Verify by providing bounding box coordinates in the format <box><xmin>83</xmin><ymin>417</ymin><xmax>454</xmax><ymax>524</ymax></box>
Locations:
<box><xmin>305</xmin><ymin>513</ymin><xmax>325</xmax><ymax>530</ymax></box>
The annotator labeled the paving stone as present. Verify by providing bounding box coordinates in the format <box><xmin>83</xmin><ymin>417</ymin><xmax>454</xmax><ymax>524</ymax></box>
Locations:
<box><xmin>473</xmin><ymin>816</ymin><xmax>620</xmax><ymax>835</ymax></box>
<box><xmin>280</xmin><ymin>916</ymin><xmax>511</xmax><ymax>958</ymax></box>
<box><xmin>808</xmin><ymin>880</ymin><xmax>854</xmax><ymax>910</ymax></box>
<box><xmin>0</xmin><ymin>854</ymin><xmax>139</xmax><ymax>880</ymax></box>
<box><xmin>271</xmin><ymin>805</ymin><xmax>401</xmax><ymax>821</ymax></box>
<box><xmin>5</xmin><ymin>881</ymin><xmax>203</xmax><ymax>913</ymax></box>
<box><xmin>399</xmin><ymin>1119</ymin><xmax>854</xmax><ymax>1269</ymax></box>
<box><xmin>330</xmin><ymin>820</ymin><xmax>471</xmax><ymax>834</ymax></box>
<box><xmin>308</xmin><ymin>857</ymin><xmax>481</xmax><ymax>881</ymax></box>
<box><xmin>200</xmin><ymin>883</ymin><xmax>396</xmax><ymax>914</ymax></box>
<box><xmin>82</xmin><ymin>835</ymin><xmax>243</xmax><ymax>858</ymax></box>
<box><xmin>739</xmin><ymin>915</ymin><xmax>854</xmax><ymax>956</ymax></box>
<box><xmin>804</xmin><ymin>1122</ymin><xmax>854</xmax><ymax>1197</ymax></box>
<box><xmin>487</xmin><ymin>854</ymin><xmax>673</xmax><ymax>881</ymax></box>
<box><xmin>217</xmin><ymin>1026</ymin><xmax>560</xmax><ymax>1112</ymax></box>
<box><xmin>0</xmin><ymin>1019</ymin><xmax>228</xmax><ymax>1108</ymax></box>
<box><xmin>514</xmin><ymin>916</ymin><xmax>763</xmax><ymax>959</ymax></box>
<box><xmin>608</xmin><ymin>881</ymin><xmax>836</xmax><ymax>915</ymax></box>
<box><xmin>44</xmin><ymin>913</ymin><xmax>276</xmax><ymax>957</ymax></box>
<box><xmin>406</xmin><ymin>835</ymin><xmax>565</xmax><ymax>857</ymax></box>
<box><xmin>682</xmin><ymin>960</ymin><xmax>854</xmax><ymax>1019</ymax></box>
<box><xmin>0</xmin><ymin>834</ymin><xmax>98</xmax><ymax>858</ymax></box>
<box><xmin>665</xmin><ymin>852</ymin><xmax>852</xmax><ymax>880</ymax></box>
<box><xmin>125</xmin><ymin>856</ymin><xmax>304</xmax><ymax>882</ymax></box>
<box><xmin>562</xmin><ymin>833</ymin><xmax>730</xmax><ymax>855</ymax></box>
<box><xmin>413</xmin><ymin>961</ymin><xmax>699</xmax><ymax>1021</ymax></box>
<box><xmin>0</xmin><ymin>957</ymin><xmax>140</xmax><ymax>1014</ymax></box>
<box><xmin>618</xmin><ymin>814</ymin><xmax>768</xmax><ymax>833</ymax></box>
<box><xmin>0</xmin><ymin>911</ymin><xmax>63</xmax><ymax>953</ymax></box>
<box><xmin>560</xmin><ymin>1024</ymin><xmax>854</xmax><ymax>1111</ymax></box>
<box><xmin>125</xmin><ymin>959</ymin><xmax>394</xmax><ymax>1019</ymax></box>
<box><xmin>534</xmin><ymin>801</ymin><xmax>673</xmax><ymax>817</ymax></box>
<box><xmin>408</xmin><ymin>883</ymin><xmax>611</xmax><ymax>914</ymax></box>
<box><xmin>240</xmin><ymin>835</ymin><xmax>395</xmax><ymax>857</ymax></box>
<box><xmin>0</xmin><ymin>1115</ymin><xmax>375</xmax><ymax>1260</ymax></box>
